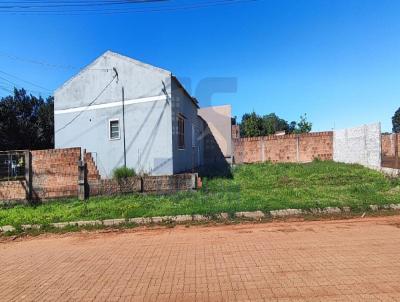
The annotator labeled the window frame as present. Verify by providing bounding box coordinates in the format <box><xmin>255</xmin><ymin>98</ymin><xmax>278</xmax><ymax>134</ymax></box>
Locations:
<box><xmin>177</xmin><ymin>114</ymin><xmax>185</xmax><ymax>150</ymax></box>
<box><xmin>109</xmin><ymin>118</ymin><xmax>121</xmax><ymax>141</ymax></box>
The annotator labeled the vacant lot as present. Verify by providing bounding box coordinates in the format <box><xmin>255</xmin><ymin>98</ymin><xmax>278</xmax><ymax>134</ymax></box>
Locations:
<box><xmin>1</xmin><ymin>216</ymin><xmax>400</xmax><ymax>301</ymax></box>
<box><xmin>1</xmin><ymin>161</ymin><xmax>400</xmax><ymax>227</ymax></box>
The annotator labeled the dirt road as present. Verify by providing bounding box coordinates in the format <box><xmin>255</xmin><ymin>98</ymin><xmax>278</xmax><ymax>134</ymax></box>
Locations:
<box><xmin>1</xmin><ymin>216</ymin><xmax>400</xmax><ymax>301</ymax></box>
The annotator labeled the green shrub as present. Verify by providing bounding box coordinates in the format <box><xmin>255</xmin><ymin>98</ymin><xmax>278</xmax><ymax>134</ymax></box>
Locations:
<box><xmin>113</xmin><ymin>167</ymin><xmax>136</xmax><ymax>180</ymax></box>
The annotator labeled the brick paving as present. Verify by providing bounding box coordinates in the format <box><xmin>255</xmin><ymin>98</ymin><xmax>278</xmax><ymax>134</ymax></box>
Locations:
<box><xmin>1</xmin><ymin>216</ymin><xmax>400</xmax><ymax>301</ymax></box>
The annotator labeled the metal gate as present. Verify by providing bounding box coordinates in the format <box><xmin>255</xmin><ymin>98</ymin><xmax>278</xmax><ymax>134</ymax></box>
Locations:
<box><xmin>0</xmin><ymin>151</ymin><xmax>26</xmax><ymax>181</ymax></box>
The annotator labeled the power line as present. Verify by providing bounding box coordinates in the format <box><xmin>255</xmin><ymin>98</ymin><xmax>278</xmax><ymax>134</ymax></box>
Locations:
<box><xmin>0</xmin><ymin>0</ymin><xmax>166</xmax><ymax>8</ymax></box>
<box><xmin>0</xmin><ymin>85</ymin><xmax>14</xmax><ymax>94</ymax></box>
<box><xmin>0</xmin><ymin>0</ymin><xmax>257</xmax><ymax>15</ymax></box>
<box><xmin>55</xmin><ymin>72</ymin><xmax>117</xmax><ymax>133</ymax></box>
<box><xmin>0</xmin><ymin>70</ymin><xmax>52</xmax><ymax>92</ymax></box>
<box><xmin>0</xmin><ymin>74</ymin><xmax>50</xmax><ymax>96</ymax></box>
<box><xmin>0</xmin><ymin>51</ymin><xmax>112</xmax><ymax>71</ymax></box>
<box><xmin>0</xmin><ymin>0</ymin><xmax>166</xmax><ymax>12</ymax></box>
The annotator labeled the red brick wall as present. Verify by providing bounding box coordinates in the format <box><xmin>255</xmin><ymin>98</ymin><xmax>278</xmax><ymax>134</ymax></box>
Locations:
<box><xmin>142</xmin><ymin>174</ymin><xmax>195</xmax><ymax>192</ymax></box>
<box><xmin>233</xmin><ymin>132</ymin><xmax>333</xmax><ymax>164</ymax></box>
<box><xmin>232</xmin><ymin>125</ymin><xmax>240</xmax><ymax>139</ymax></box>
<box><xmin>31</xmin><ymin>148</ymin><xmax>81</xmax><ymax>199</ymax></box>
<box><xmin>381</xmin><ymin>134</ymin><xmax>400</xmax><ymax>157</ymax></box>
<box><xmin>0</xmin><ymin>146</ymin><xmax>197</xmax><ymax>202</ymax></box>
<box><xmin>88</xmin><ymin>174</ymin><xmax>196</xmax><ymax>196</ymax></box>
<box><xmin>88</xmin><ymin>177</ymin><xmax>142</xmax><ymax>196</ymax></box>
<box><xmin>84</xmin><ymin>151</ymin><xmax>101</xmax><ymax>182</ymax></box>
<box><xmin>0</xmin><ymin>181</ymin><xmax>27</xmax><ymax>202</ymax></box>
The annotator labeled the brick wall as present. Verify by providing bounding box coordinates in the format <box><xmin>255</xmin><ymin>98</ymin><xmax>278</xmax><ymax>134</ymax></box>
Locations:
<box><xmin>0</xmin><ymin>181</ymin><xmax>27</xmax><ymax>202</ymax></box>
<box><xmin>88</xmin><ymin>177</ymin><xmax>142</xmax><ymax>196</ymax></box>
<box><xmin>0</xmin><ymin>146</ymin><xmax>197</xmax><ymax>203</ymax></box>
<box><xmin>232</xmin><ymin>125</ymin><xmax>240</xmax><ymax>139</ymax></box>
<box><xmin>381</xmin><ymin>133</ymin><xmax>400</xmax><ymax>168</ymax></box>
<box><xmin>143</xmin><ymin>174</ymin><xmax>196</xmax><ymax>192</ymax></box>
<box><xmin>233</xmin><ymin>132</ymin><xmax>333</xmax><ymax>164</ymax></box>
<box><xmin>84</xmin><ymin>151</ymin><xmax>101</xmax><ymax>182</ymax></box>
<box><xmin>88</xmin><ymin>174</ymin><xmax>196</xmax><ymax>196</ymax></box>
<box><xmin>382</xmin><ymin>134</ymin><xmax>399</xmax><ymax>157</ymax></box>
<box><xmin>31</xmin><ymin>148</ymin><xmax>81</xmax><ymax>200</ymax></box>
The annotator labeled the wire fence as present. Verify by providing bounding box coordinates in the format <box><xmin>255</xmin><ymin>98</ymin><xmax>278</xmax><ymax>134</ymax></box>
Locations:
<box><xmin>0</xmin><ymin>151</ymin><xmax>26</xmax><ymax>181</ymax></box>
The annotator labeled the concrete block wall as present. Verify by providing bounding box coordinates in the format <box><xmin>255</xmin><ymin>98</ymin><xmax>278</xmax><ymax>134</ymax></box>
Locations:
<box><xmin>333</xmin><ymin>123</ymin><xmax>381</xmax><ymax>169</ymax></box>
<box><xmin>233</xmin><ymin>132</ymin><xmax>333</xmax><ymax>164</ymax></box>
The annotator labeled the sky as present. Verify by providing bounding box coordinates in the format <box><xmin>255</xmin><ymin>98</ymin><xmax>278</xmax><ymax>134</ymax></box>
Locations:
<box><xmin>0</xmin><ymin>0</ymin><xmax>400</xmax><ymax>132</ymax></box>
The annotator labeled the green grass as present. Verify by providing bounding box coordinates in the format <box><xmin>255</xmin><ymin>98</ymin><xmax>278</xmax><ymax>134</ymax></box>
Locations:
<box><xmin>1</xmin><ymin>161</ymin><xmax>400</xmax><ymax>227</ymax></box>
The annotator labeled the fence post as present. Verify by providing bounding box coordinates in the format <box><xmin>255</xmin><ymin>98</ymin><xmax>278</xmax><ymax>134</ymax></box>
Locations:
<box><xmin>191</xmin><ymin>173</ymin><xmax>198</xmax><ymax>190</ymax></box>
<box><xmin>261</xmin><ymin>139</ymin><xmax>265</xmax><ymax>162</ymax></box>
<box><xmin>296</xmin><ymin>135</ymin><xmax>300</xmax><ymax>163</ymax></box>
<box><xmin>24</xmin><ymin>151</ymin><xmax>32</xmax><ymax>201</ymax></box>
<box><xmin>78</xmin><ymin>152</ymin><xmax>87</xmax><ymax>201</ymax></box>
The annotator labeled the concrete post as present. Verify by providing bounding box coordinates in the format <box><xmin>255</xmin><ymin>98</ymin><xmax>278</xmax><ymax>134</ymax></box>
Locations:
<box><xmin>24</xmin><ymin>151</ymin><xmax>32</xmax><ymax>201</ymax></box>
<box><xmin>78</xmin><ymin>159</ymin><xmax>87</xmax><ymax>201</ymax></box>
<box><xmin>191</xmin><ymin>173</ymin><xmax>198</xmax><ymax>190</ymax></box>
<box><xmin>261</xmin><ymin>139</ymin><xmax>265</xmax><ymax>162</ymax></box>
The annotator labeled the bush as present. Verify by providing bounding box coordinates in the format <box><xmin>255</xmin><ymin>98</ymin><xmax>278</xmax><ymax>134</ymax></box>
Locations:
<box><xmin>113</xmin><ymin>167</ymin><xmax>136</xmax><ymax>180</ymax></box>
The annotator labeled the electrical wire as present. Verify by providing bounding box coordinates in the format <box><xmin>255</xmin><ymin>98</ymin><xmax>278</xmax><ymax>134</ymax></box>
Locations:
<box><xmin>0</xmin><ymin>52</ymin><xmax>112</xmax><ymax>71</ymax></box>
<box><xmin>0</xmin><ymin>75</ymin><xmax>49</xmax><ymax>96</ymax></box>
<box><xmin>0</xmin><ymin>85</ymin><xmax>14</xmax><ymax>94</ymax></box>
<box><xmin>0</xmin><ymin>0</ymin><xmax>257</xmax><ymax>15</ymax></box>
<box><xmin>0</xmin><ymin>70</ymin><xmax>52</xmax><ymax>92</ymax></box>
<box><xmin>55</xmin><ymin>72</ymin><xmax>117</xmax><ymax>133</ymax></box>
<box><xmin>0</xmin><ymin>0</ymin><xmax>166</xmax><ymax>8</ymax></box>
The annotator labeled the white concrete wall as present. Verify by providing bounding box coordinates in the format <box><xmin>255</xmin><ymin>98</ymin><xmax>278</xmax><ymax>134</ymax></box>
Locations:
<box><xmin>333</xmin><ymin>123</ymin><xmax>381</xmax><ymax>169</ymax></box>
<box><xmin>54</xmin><ymin>51</ymin><xmax>174</xmax><ymax>177</ymax></box>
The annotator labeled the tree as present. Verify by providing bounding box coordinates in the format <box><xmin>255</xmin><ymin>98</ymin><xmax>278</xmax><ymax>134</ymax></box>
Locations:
<box><xmin>240</xmin><ymin>112</ymin><xmax>298</xmax><ymax>137</ymax></box>
<box><xmin>392</xmin><ymin>107</ymin><xmax>400</xmax><ymax>133</ymax></box>
<box><xmin>240</xmin><ymin>112</ymin><xmax>263</xmax><ymax>137</ymax></box>
<box><xmin>295</xmin><ymin>113</ymin><xmax>312</xmax><ymax>134</ymax></box>
<box><xmin>288</xmin><ymin>121</ymin><xmax>297</xmax><ymax>133</ymax></box>
<box><xmin>0</xmin><ymin>88</ymin><xmax>54</xmax><ymax>151</ymax></box>
<box><xmin>239</xmin><ymin>111</ymin><xmax>313</xmax><ymax>137</ymax></box>
<box><xmin>261</xmin><ymin>113</ymin><xmax>290</xmax><ymax>135</ymax></box>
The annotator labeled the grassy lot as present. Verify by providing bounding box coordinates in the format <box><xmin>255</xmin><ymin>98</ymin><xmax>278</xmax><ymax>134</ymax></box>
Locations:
<box><xmin>1</xmin><ymin>160</ymin><xmax>400</xmax><ymax>227</ymax></box>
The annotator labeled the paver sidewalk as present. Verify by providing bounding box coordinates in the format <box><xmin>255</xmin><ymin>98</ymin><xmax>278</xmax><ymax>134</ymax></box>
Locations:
<box><xmin>1</xmin><ymin>216</ymin><xmax>400</xmax><ymax>301</ymax></box>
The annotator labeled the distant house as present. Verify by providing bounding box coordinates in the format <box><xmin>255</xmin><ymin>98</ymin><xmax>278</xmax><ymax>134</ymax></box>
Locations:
<box><xmin>54</xmin><ymin>51</ymin><xmax>231</xmax><ymax>178</ymax></box>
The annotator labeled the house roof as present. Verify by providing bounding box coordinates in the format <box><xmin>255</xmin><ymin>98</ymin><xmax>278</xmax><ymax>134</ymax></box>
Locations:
<box><xmin>171</xmin><ymin>76</ymin><xmax>199</xmax><ymax>109</ymax></box>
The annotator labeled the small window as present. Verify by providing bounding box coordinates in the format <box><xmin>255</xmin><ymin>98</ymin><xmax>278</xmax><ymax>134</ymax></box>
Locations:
<box><xmin>109</xmin><ymin>119</ymin><xmax>120</xmax><ymax>140</ymax></box>
<box><xmin>178</xmin><ymin>115</ymin><xmax>185</xmax><ymax>149</ymax></box>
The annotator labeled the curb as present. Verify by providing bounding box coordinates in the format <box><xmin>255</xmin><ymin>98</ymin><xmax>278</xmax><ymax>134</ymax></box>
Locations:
<box><xmin>1</xmin><ymin>204</ymin><xmax>400</xmax><ymax>233</ymax></box>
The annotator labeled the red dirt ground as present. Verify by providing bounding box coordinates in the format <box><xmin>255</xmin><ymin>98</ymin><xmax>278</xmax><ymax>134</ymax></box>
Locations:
<box><xmin>1</xmin><ymin>216</ymin><xmax>400</xmax><ymax>301</ymax></box>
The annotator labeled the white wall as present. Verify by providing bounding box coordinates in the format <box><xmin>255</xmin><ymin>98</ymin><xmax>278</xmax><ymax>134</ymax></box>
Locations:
<box><xmin>54</xmin><ymin>51</ymin><xmax>174</xmax><ymax>177</ymax></box>
<box><xmin>333</xmin><ymin>123</ymin><xmax>381</xmax><ymax>169</ymax></box>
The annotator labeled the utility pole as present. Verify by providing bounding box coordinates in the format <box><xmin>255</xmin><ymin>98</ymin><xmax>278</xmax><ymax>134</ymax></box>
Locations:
<box><xmin>122</xmin><ymin>86</ymin><xmax>127</xmax><ymax>168</ymax></box>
